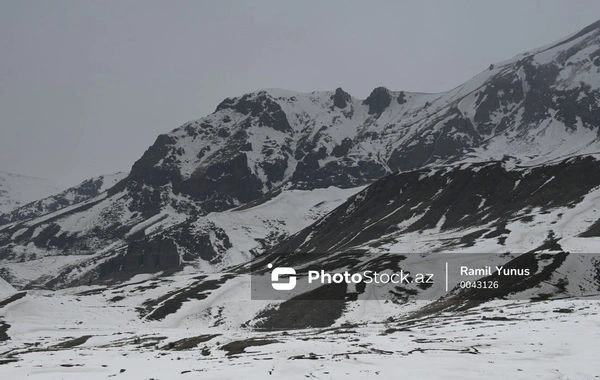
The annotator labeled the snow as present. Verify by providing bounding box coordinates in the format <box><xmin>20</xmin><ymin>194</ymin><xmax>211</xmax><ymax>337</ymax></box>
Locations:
<box><xmin>0</xmin><ymin>272</ymin><xmax>599</xmax><ymax>378</ymax></box>
<box><xmin>0</xmin><ymin>171</ymin><xmax>62</xmax><ymax>214</ymax></box>
<box><xmin>0</xmin><ymin>254</ymin><xmax>89</xmax><ymax>289</ymax></box>
<box><xmin>0</xmin><ymin>276</ymin><xmax>15</xmax><ymax>295</ymax></box>
<box><xmin>197</xmin><ymin>185</ymin><xmax>365</xmax><ymax>267</ymax></box>
<box><xmin>97</xmin><ymin>172</ymin><xmax>128</xmax><ymax>193</ymax></box>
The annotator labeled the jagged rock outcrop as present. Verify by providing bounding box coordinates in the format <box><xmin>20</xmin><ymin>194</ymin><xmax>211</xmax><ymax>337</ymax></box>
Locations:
<box><xmin>332</xmin><ymin>87</ymin><xmax>351</xmax><ymax>109</ymax></box>
<box><xmin>362</xmin><ymin>86</ymin><xmax>392</xmax><ymax>115</ymax></box>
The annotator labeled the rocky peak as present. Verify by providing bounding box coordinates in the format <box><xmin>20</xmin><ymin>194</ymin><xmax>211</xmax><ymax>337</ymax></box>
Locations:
<box><xmin>332</xmin><ymin>87</ymin><xmax>351</xmax><ymax>109</ymax></box>
<box><xmin>362</xmin><ymin>86</ymin><xmax>392</xmax><ymax>115</ymax></box>
<box><xmin>396</xmin><ymin>91</ymin><xmax>407</xmax><ymax>105</ymax></box>
<box><xmin>214</xmin><ymin>92</ymin><xmax>292</xmax><ymax>133</ymax></box>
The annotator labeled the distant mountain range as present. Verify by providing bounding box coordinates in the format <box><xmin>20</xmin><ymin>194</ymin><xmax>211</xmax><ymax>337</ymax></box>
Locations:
<box><xmin>1</xmin><ymin>20</ymin><xmax>600</xmax><ymax>291</ymax></box>
<box><xmin>0</xmin><ymin>172</ymin><xmax>62</xmax><ymax>215</ymax></box>
<box><xmin>0</xmin><ymin>172</ymin><xmax>126</xmax><ymax>226</ymax></box>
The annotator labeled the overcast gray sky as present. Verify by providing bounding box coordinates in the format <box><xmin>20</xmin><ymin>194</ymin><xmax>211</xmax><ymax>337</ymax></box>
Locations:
<box><xmin>2</xmin><ymin>1</ymin><xmax>599</xmax><ymax>187</ymax></box>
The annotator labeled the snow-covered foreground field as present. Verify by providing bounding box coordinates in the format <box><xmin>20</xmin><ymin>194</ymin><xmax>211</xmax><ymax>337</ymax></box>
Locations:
<box><xmin>1</xmin><ymin>274</ymin><xmax>599</xmax><ymax>379</ymax></box>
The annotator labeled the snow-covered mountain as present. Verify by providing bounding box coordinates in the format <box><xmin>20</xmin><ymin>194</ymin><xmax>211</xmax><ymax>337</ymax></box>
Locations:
<box><xmin>0</xmin><ymin>172</ymin><xmax>62</xmax><ymax>214</ymax></box>
<box><xmin>2</xmin><ymin>20</ymin><xmax>600</xmax><ymax>379</ymax></box>
<box><xmin>0</xmin><ymin>172</ymin><xmax>127</xmax><ymax>226</ymax></box>
<box><xmin>2</xmin><ymin>20</ymin><xmax>600</xmax><ymax>288</ymax></box>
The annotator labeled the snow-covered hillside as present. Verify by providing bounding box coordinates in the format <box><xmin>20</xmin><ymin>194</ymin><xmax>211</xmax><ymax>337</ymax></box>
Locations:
<box><xmin>0</xmin><ymin>172</ymin><xmax>62</xmax><ymax>214</ymax></box>
<box><xmin>268</xmin><ymin>156</ymin><xmax>600</xmax><ymax>257</ymax></box>
<box><xmin>0</xmin><ymin>185</ymin><xmax>362</xmax><ymax>288</ymax></box>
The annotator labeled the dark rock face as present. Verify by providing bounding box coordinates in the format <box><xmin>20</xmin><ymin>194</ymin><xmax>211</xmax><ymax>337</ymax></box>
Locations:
<box><xmin>362</xmin><ymin>87</ymin><xmax>392</xmax><ymax>115</ymax></box>
<box><xmin>331</xmin><ymin>138</ymin><xmax>353</xmax><ymax>157</ymax></box>
<box><xmin>74</xmin><ymin>178</ymin><xmax>103</xmax><ymax>197</ymax></box>
<box><xmin>98</xmin><ymin>236</ymin><xmax>181</xmax><ymax>280</ymax></box>
<box><xmin>553</xmin><ymin>85</ymin><xmax>600</xmax><ymax>130</ymax></box>
<box><xmin>261</xmin><ymin>157</ymin><xmax>288</xmax><ymax>185</ymax></box>
<box><xmin>290</xmin><ymin>144</ymin><xmax>389</xmax><ymax>190</ymax></box>
<box><xmin>0</xmin><ymin>321</ymin><xmax>10</xmax><ymax>342</ymax></box>
<box><xmin>239</xmin><ymin>142</ymin><xmax>253</xmax><ymax>152</ymax></box>
<box><xmin>433</xmin><ymin>111</ymin><xmax>479</xmax><ymax>158</ymax></box>
<box><xmin>519</xmin><ymin>60</ymin><xmax>562</xmax><ymax>126</ymax></box>
<box><xmin>396</xmin><ymin>91</ymin><xmax>406</xmax><ymax>105</ymax></box>
<box><xmin>253</xmin><ymin>283</ymin><xmax>348</xmax><ymax>329</ymax></box>
<box><xmin>128</xmin><ymin>134</ymin><xmax>182</xmax><ymax>190</ymax></box>
<box><xmin>474</xmin><ymin>71</ymin><xmax>524</xmax><ymax>134</ymax></box>
<box><xmin>173</xmin><ymin>222</ymin><xmax>232</xmax><ymax>263</ymax></box>
<box><xmin>386</xmin><ymin>110</ymin><xmax>479</xmax><ymax>172</ymax></box>
<box><xmin>31</xmin><ymin>223</ymin><xmax>77</xmax><ymax>249</ymax></box>
<box><xmin>290</xmin><ymin>151</ymin><xmax>324</xmax><ymax>187</ymax></box>
<box><xmin>332</xmin><ymin>87</ymin><xmax>351</xmax><ymax>109</ymax></box>
<box><xmin>216</xmin><ymin>92</ymin><xmax>292</xmax><ymax>133</ymax></box>
<box><xmin>180</xmin><ymin>153</ymin><xmax>263</xmax><ymax>212</ymax></box>
<box><xmin>21</xmin><ymin>219</ymin><xmax>235</xmax><ymax>288</ymax></box>
<box><xmin>125</xmin><ymin>134</ymin><xmax>184</xmax><ymax>217</ymax></box>
<box><xmin>124</xmin><ymin>128</ymin><xmax>267</xmax><ymax>215</ymax></box>
<box><xmin>387</xmin><ymin>145</ymin><xmax>431</xmax><ymax>173</ymax></box>
<box><xmin>513</xmin><ymin>58</ymin><xmax>600</xmax><ymax>131</ymax></box>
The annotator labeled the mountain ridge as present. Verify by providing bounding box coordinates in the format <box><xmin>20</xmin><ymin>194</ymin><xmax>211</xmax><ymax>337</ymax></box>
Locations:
<box><xmin>1</xmin><ymin>20</ymin><xmax>600</xmax><ymax>288</ymax></box>
<box><xmin>0</xmin><ymin>172</ymin><xmax>63</xmax><ymax>215</ymax></box>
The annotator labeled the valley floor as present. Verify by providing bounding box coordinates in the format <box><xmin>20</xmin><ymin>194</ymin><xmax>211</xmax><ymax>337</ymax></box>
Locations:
<box><xmin>1</xmin><ymin>285</ymin><xmax>599</xmax><ymax>379</ymax></box>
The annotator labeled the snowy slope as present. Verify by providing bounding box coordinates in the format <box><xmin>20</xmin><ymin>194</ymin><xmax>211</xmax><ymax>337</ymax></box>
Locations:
<box><xmin>195</xmin><ymin>186</ymin><xmax>366</xmax><ymax>267</ymax></box>
<box><xmin>268</xmin><ymin>155</ymin><xmax>600</xmax><ymax>258</ymax></box>
<box><xmin>0</xmin><ymin>276</ymin><xmax>15</xmax><ymax>296</ymax></box>
<box><xmin>0</xmin><ymin>172</ymin><xmax>62</xmax><ymax>214</ymax></box>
